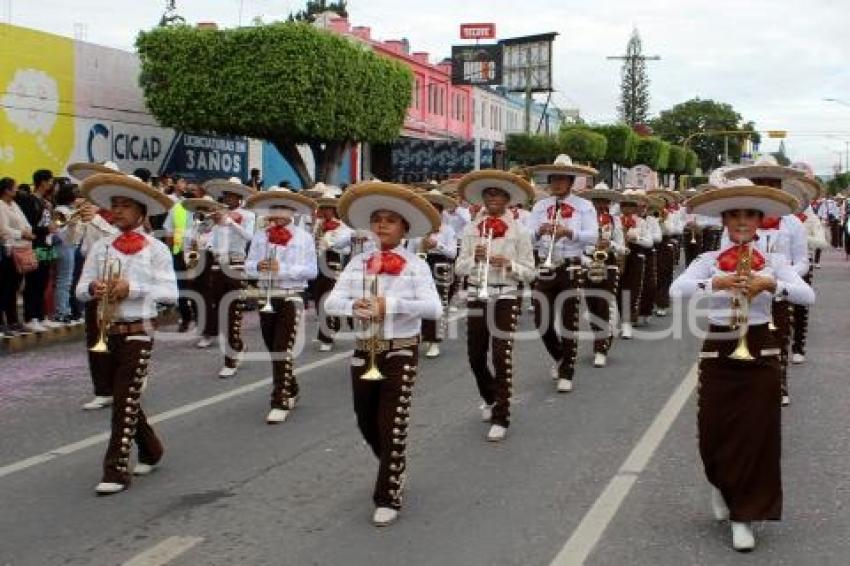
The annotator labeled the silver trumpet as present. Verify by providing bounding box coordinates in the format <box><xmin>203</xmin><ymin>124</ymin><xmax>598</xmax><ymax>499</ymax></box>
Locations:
<box><xmin>476</xmin><ymin>226</ymin><xmax>494</xmax><ymax>300</ymax></box>
<box><xmin>540</xmin><ymin>198</ymin><xmax>560</xmax><ymax>272</ymax></box>
<box><xmin>360</xmin><ymin>257</ymin><xmax>384</xmax><ymax>381</ymax></box>
<box><xmin>260</xmin><ymin>243</ymin><xmax>277</xmax><ymax>313</ymax></box>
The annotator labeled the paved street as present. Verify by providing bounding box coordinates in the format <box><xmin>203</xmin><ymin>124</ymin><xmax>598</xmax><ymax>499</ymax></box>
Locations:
<box><xmin>1</xmin><ymin>250</ymin><xmax>849</xmax><ymax>566</ymax></box>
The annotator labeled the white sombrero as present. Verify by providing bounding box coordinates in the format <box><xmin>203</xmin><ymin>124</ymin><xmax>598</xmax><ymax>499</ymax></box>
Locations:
<box><xmin>725</xmin><ymin>155</ymin><xmax>806</xmax><ymax>182</ymax></box>
<box><xmin>181</xmin><ymin>196</ymin><xmax>226</xmax><ymax>214</ymax></box>
<box><xmin>530</xmin><ymin>154</ymin><xmax>598</xmax><ymax>180</ymax></box>
<box><xmin>456</xmin><ymin>170</ymin><xmax>535</xmax><ymax>206</ymax></box>
<box><xmin>647</xmin><ymin>189</ymin><xmax>679</xmax><ymax>204</ymax></box>
<box><xmin>422</xmin><ymin>188</ymin><xmax>457</xmax><ymax>210</ymax></box>
<box><xmin>686</xmin><ymin>179</ymin><xmax>799</xmax><ymax>217</ymax></box>
<box><xmin>620</xmin><ymin>188</ymin><xmax>649</xmax><ymax>206</ymax></box>
<box><xmin>246</xmin><ymin>190</ymin><xmax>317</xmax><ymax>217</ymax></box>
<box><xmin>580</xmin><ymin>182</ymin><xmax>623</xmax><ymax>202</ymax></box>
<box><xmin>203</xmin><ymin>177</ymin><xmax>257</xmax><ymax>200</ymax></box>
<box><xmin>80</xmin><ymin>173</ymin><xmax>173</xmax><ymax>216</ymax></box>
<box><xmin>338</xmin><ymin>182</ymin><xmax>440</xmax><ymax>238</ymax></box>
<box><xmin>314</xmin><ymin>184</ymin><xmax>343</xmax><ymax>209</ymax></box>
<box><xmin>67</xmin><ymin>161</ymin><xmax>122</xmax><ymax>182</ymax></box>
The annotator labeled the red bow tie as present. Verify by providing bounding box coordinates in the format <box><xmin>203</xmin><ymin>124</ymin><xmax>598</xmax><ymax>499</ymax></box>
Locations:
<box><xmin>266</xmin><ymin>226</ymin><xmax>292</xmax><ymax>246</ymax></box>
<box><xmin>477</xmin><ymin>217</ymin><xmax>508</xmax><ymax>238</ymax></box>
<box><xmin>621</xmin><ymin>214</ymin><xmax>637</xmax><ymax>230</ymax></box>
<box><xmin>717</xmin><ymin>244</ymin><xmax>766</xmax><ymax>273</ymax></box>
<box><xmin>228</xmin><ymin>211</ymin><xmax>243</xmax><ymax>224</ymax></box>
<box><xmin>112</xmin><ymin>231</ymin><xmax>147</xmax><ymax>255</ymax></box>
<box><xmin>666</xmin><ymin>203</ymin><xmax>679</xmax><ymax>212</ymax></box>
<box><xmin>598</xmin><ymin>212</ymin><xmax>612</xmax><ymax>226</ymax></box>
<box><xmin>547</xmin><ymin>202</ymin><xmax>575</xmax><ymax>219</ymax></box>
<box><xmin>366</xmin><ymin>251</ymin><xmax>406</xmax><ymax>276</ymax></box>
<box><xmin>795</xmin><ymin>212</ymin><xmax>807</xmax><ymax>223</ymax></box>
<box><xmin>323</xmin><ymin>219</ymin><xmax>341</xmax><ymax>232</ymax></box>
<box><xmin>760</xmin><ymin>216</ymin><xmax>781</xmax><ymax>231</ymax></box>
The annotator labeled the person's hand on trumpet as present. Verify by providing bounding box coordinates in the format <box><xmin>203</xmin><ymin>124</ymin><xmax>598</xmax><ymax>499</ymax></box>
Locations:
<box><xmin>258</xmin><ymin>258</ymin><xmax>280</xmax><ymax>273</ymax></box>
<box><xmin>353</xmin><ymin>296</ymin><xmax>386</xmax><ymax>321</ymax></box>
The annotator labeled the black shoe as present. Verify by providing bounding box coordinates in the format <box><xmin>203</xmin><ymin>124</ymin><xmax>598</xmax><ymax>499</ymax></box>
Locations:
<box><xmin>178</xmin><ymin>321</ymin><xmax>190</xmax><ymax>333</ymax></box>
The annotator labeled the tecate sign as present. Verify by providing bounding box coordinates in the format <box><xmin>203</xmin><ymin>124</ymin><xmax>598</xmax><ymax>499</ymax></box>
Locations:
<box><xmin>460</xmin><ymin>23</ymin><xmax>496</xmax><ymax>40</ymax></box>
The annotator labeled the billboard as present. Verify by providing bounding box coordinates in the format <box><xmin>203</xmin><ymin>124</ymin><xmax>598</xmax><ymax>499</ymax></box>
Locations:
<box><xmin>460</xmin><ymin>23</ymin><xmax>496</xmax><ymax>40</ymax></box>
<box><xmin>451</xmin><ymin>44</ymin><xmax>503</xmax><ymax>86</ymax></box>
<box><xmin>500</xmin><ymin>33</ymin><xmax>557</xmax><ymax>92</ymax></box>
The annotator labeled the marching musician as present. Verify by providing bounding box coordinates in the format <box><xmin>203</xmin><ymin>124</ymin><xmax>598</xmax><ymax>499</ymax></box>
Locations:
<box><xmin>638</xmin><ymin>195</ymin><xmax>664</xmax><ymax>326</ymax></box>
<box><xmin>649</xmin><ymin>190</ymin><xmax>683</xmax><ymax>318</ymax></box>
<box><xmin>75</xmin><ymin>173</ymin><xmax>178</xmax><ymax>495</ymax></box>
<box><xmin>454</xmin><ymin>171</ymin><xmax>535</xmax><ymax>442</ymax></box>
<box><xmin>724</xmin><ymin>156</ymin><xmax>810</xmax><ymax>406</ymax></box>
<box><xmin>313</xmin><ymin>187</ymin><xmax>353</xmax><ymax>352</ymax></box>
<box><xmin>581</xmin><ymin>183</ymin><xmax>626</xmax><ymax>368</ymax></box>
<box><xmin>528</xmin><ymin>155</ymin><xmax>598</xmax><ymax>394</ymax></box>
<box><xmin>670</xmin><ymin>179</ymin><xmax>814</xmax><ymax>552</ymax></box>
<box><xmin>405</xmin><ymin>189</ymin><xmax>458</xmax><ymax>359</ymax></box>
<box><xmin>617</xmin><ymin>190</ymin><xmax>654</xmax><ymax>339</ymax></box>
<box><xmin>324</xmin><ymin>182</ymin><xmax>442</xmax><ymax>527</ymax></box>
<box><xmin>67</xmin><ymin>162</ymin><xmax>122</xmax><ymax>411</ymax></box>
<box><xmin>244</xmin><ymin>191</ymin><xmax>318</xmax><ymax>424</ymax></box>
<box><xmin>196</xmin><ymin>178</ymin><xmax>257</xmax><ymax>378</ymax></box>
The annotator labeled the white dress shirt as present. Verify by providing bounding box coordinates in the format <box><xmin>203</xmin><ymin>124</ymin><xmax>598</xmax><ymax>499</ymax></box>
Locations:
<box><xmin>324</xmin><ymin>244</ymin><xmax>442</xmax><ymax>339</ymax></box>
<box><xmin>443</xmin><ymin>207</ymin><xmax>471</xmax><ymax>240</ymax></box>
<box><xmin>404</xmin><ymin>224</ymin><xmax>457</xmax><ymax>259</ymax></box>
<box><xmin>645</xmin><ymin>215</ymin><xmax>663</xmax><ymax>244</ymax></box>
<box><xmin>721</xmin><ymin>215</ymin><xmax>809</xmax><ymax>276</ymax></box>
<box><xmin>588</xmin><ymin>214</ymin><xmax>626</xmax><ymax>255</ymax></box>
<box><xmin>696</xmin><ymin>214</ymin><xmax>723</xmax><ymax>228</ymax></box>
<box><xmin>318</xmin><ymin>220</ymin><xmax>354</xmax><ymax>255</ymax></box>
<box><xmin>76</xmin><ymin>229</ymin><xmax>178</xmax><ymax>321</ymax></box>
<box><xmin>621</xmin><ymin>214</ymin><xmax>654</xmax><ymax>249</ymax></box>
<box><xmin>244</xmin><ymin>224</ymin><xmax>318</xmax><ymax>290</ymax></box>
<box><xmin>530</xmin><ymin>194</ymin><xmax>599</xmax><ymax>260</ymax></box>
<box><xmin>799</xmin><ymin>207</ymin><xmax>829</xmax><ymax>251</ymax></box>
<box><xmin>670</xmin><ymin>247</ymin><xmax>815</xmax><ymax>326</ymax></box>
<box><xmin>206</xmin><ymin>207</ymin><xmax>256</xmax><ymax>258</ymax></box>
<box><xmin>455</xmin><ymin>212</ymin><xmax>536</xmax><ymax>288</ymax></box>
<box><xmin>0</xmin><ymin>199</ymin><xmax>32</xmax><ymax>245</ymax></box>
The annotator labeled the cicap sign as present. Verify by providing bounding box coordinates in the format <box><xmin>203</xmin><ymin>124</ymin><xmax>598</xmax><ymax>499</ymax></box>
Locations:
<box><xmin>460</xmin><ymin>23</ymin><xmax>496</xmax><ymax>40</ymax></box>
<box><xmin>86</xmin><ymin>122</ymin><xmax>166</xmax><ymax>165</ymax></box>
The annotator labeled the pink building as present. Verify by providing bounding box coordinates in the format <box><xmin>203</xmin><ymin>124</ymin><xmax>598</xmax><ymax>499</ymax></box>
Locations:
<box><xmin>321</xmin><ymin>15</ymin><xmax>475</xmax><ymax>181</ymax></box>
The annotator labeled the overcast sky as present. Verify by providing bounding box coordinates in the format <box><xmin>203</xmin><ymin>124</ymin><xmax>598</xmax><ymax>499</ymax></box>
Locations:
<box><xmin>6</xmin><ymin>0</ymin><xmax>850</xmax><ymax>174</ymax></box>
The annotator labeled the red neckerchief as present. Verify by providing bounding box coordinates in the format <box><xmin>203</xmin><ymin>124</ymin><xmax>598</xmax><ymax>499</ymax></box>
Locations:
<box><xmin>228</xmin><ymin>210</ymin><xmax>243</xmax><ymax>224</ymax></box>
<box><xmin>477</xmin><ymin>216</ymin><xmax>508</xmax><ymax>238</ymax></box>
<box><xmin>666</xmin><ymin>203</ymin><xmax>680</xmax><ymax>212</ymax></box>
<box><xmin>547</xmin><ymin>202</ymin><xmax>575</xmax><ymax>219</ymax></box>
<box><xmin>266</xmin><ymin>225</ymin><xmax>292</xmax><ymax>246</ymax></box>
<box><xmin>97</xmin><ymin>209</ymin><xmax>114</xmax><ymax>224</ymax></box>
<box><xmin>112</xmin><ymin>231</ymin><xmax>147</xmax><ymax>255</ymax></box>
<box><xmin>598</xmin><ymin>212</ymin><xmax>612</xmax><ymax>226</ymax></box>
<box><xmin>760</xmin><ymin>216</ymin><xmax>781</xmax><ymax>231</ymax></box>
<box><xmin>621</xmin><ymin>214</ymin><xmax>637</xmax><ymax>230</ymax></box>
<box><xmin>795</xmin><ymin>212</ymin><xmax>807</xmax><ymax>223</ymax></box>
<box><xmin>366</xmin><ymin>251</ymin><xmax>406</xmax><ymax>276</ymax></box>
<box><xmin>717</xmin><ymin>244</ymin><xmax>766</xmax><ymax>273</ymax></box>
<box><xmin>323</xmin><ymin>219</ymin><xmax>341</xmax><ymax>232</ymax></box>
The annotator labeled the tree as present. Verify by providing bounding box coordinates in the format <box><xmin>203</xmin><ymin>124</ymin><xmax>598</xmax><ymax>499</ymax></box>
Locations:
<box><xmin>558</xmin><ymin>127</ymin><xmax>607</xmax><ymax>164</ymax></box>
<box><xmin>288</xmin><ymin>0</ymin><xmax>348</xmax><ymax>22</ymax></box>
<box><xmin>634</xmin><ymin>136</ymin><xmax>664</xmax><ymax>170</ymax></box>
<box><xmin>618</xmin><ymin>29</ymin><xmax>651</xmax><ymax>127</ymax></box>
<box><xmin>591</xmin><ymin>124</ymin><xmax>639</xmax><ymax>166</ymax></box>
<box><xmin>771</xmin><ymin>140</ymin><xmax>790</xmax><ymax>166</ymax></box>
<box><xmin>666</xmin><ymin>145</ymin><xmax>686</xmax><ymax>174</ymax></box>
<box><xmin>650</xmin><ymin>98</ymin><xmax>758</xmax><ymax>173</ymax></box>
<box><xmin>506</xmin><ymin>134</ymin><xmax>560</xmax><ymax>165</ymax></box>
<box><xmin>136</xmin><ymin>23</ymin><xmax>412</xmax><ymax>187</ymax></box>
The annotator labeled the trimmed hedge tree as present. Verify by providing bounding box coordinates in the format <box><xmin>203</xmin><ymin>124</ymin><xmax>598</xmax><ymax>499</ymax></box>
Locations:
<box><xmin>136</xmin><ymin>23</ymin><xmax>412</xmax><ymax>186</ymax></box>
<box><xmin>591</xmin><ymin>124</ymin><xmax>639</xmax><ymax>166</ymax></box>
<box><xmin>559</xmin><ymin>127</ymin><xmax>607</xmax><ymax>164</ymax></box>
<box><xmin>506</xmin><ymin>134</ymin><xmax>561</xmax><ymax>165</ymax></box>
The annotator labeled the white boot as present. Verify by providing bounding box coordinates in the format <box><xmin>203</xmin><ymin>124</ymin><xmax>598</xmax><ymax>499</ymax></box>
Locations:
<box><xmin>133</xmin><ymin>463</ymin><xmax>157</xmax><ymax>476</ymax></box>
<box><xmin>425</xmin><ymin>342</ymin><xmax>440</xmax><ymax>358</ymax></box>
<box><xmin>196</xmin><ymin>336</ymin><xmax>213</xmax><ymax>349</ymax></box>
<box><xmin>82</xmin><ymin>396</ymin><xmax>112</xmax><ymax>410</ymax></box>
<box><xmin>731</xmin><ymin>521</ymin><xmax>755</xmax><ymax>552</ymax></box>
<box><xmin>711</xmin><ymin>486</ymin><xmax>729</xmax><ymax>521</ymax></box>
<box><xmin>781</xmin><ymin>394</ymin><xmax>791</xmax><ymax>407</ymax></box>
<box><xmin>266</xmin><ymin>408</ymin><xmax>290</xmax><ymax>424</ymax></box>
<box><xmin>318</xmin><ymin>342</ymin><xmax>333</xmax><ymax>352</ymax></box>
<box><xmin>479</xmin><ymin>402</ymin><xmax>494</xmax><ymax>422</ymax></box>
<box><xmin>621</xmin><ymin>323</ymin><xmax>633</xmax><ymax>339</ymax></box>
<box><xmin>95</xmin><ymin>482</ymin><xmax>126</xmax><ymax>495</ymax></box>
<box><xmin>593</xmin><ymin>353</ymin><xmax>607</xmax><ymax>368</ymax></box>
<box><xmin>791</xmin><ymin>353</ymin><xmax>805</xmax><ymax>364</ymax></box>
<box><xmin>557</xmin><ymin>378</ymin><xmax>573</xmax><ymax>393</ymax></box>
<box><xmin>372</xmin><ymin>506</ymin><xmax>399</xmax><ymax>526</ymax></box>
<box><xmin>550</xmin><ymin>360</ymin><xmax>561</xmax><ymax>381</ymax></box>
<box><xmin>486</xmin><ymin>424</ymin><xmax>507</xmax><ymax>442</ymax></box>
<box><xmin>218</xmin><ymin>365</ymin><xmax>238</xmax><ymax>378</ymax></box>
<box><xmin>654</xmin><ymin>308</ymin><xmax>668</xmax><ymax>317</ymax></box>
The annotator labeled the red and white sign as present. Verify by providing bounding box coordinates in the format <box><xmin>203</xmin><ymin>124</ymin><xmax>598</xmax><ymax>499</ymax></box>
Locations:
<box><xmin>460</xmin><ymin>23</ymin><xmax>496</xmax><ymax>40</ymax></box>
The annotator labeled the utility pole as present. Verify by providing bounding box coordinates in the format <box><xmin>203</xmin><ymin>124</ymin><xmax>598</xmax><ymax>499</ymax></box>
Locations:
<box><xmin>524</xmin><ymin>51</ymin><xmax>533</xmax><ymax>134</ymax></box>
<box><xmin>606</xmin><ymin>34</ymin><xmax>660</xmax><ymax>126</ymax></box>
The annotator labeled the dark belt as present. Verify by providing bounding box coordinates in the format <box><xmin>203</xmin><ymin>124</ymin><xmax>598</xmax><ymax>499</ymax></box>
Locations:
<box><xmin>108</xmin><ymin>319</ymin><xmax>155</xmax><ymax>335</ymax></box>
<box><xmin>355</xmin><ymin>336</ymin><xmax>419</xmax><ymax>353</ymax></box>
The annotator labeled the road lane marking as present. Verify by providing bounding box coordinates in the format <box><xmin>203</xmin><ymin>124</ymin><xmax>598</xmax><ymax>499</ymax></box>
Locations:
<box><xmin>550</xmin><ymin>363</ymin><xmax>698</xmax><ymax>566</ymax></box>
<box><xmin>123</xmin><ymin>536</ymin><xmax>204</xmax><ymax>566</ymax></box>
<box><xmin>0</xmin><ymin>311</ymin><xmax>468</xmax><ymax>481</ymax></box>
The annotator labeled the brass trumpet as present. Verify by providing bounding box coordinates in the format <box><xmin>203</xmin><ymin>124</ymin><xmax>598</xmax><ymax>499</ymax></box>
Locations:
<box><xmin>729</xmin><ymin>242</ymin><xmax>755</xmax><ymax>362</ymax></box>
<box><xmin>90</xmin><ymin>249</ymin><xmax>122</xmax><ymax>354</ymax></box>
<box><xmin>360</xmin><ymin>257</ymin><xmax>384</xmax><ymax>381</ymax></box>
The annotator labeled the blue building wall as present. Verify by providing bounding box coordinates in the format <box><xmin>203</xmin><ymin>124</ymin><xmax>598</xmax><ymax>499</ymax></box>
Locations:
<box><xmin>261</xmin><ymin>142</ymin><xmax>353</xmax><ymax>190</ymax></box>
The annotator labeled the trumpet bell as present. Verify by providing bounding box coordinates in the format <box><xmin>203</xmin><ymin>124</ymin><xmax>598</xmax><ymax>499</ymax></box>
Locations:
<box><xmin>729</xmin><ymin>335</ymin><xmax>755</xmax><ymax>361</ymax></box>
<box><xmin>259</xmin><ymin>302</ymin><xmax>275</xmax><ymax>313</ymax></box>
<box><xmin>89</xmin><ymin>339</ymin><xmax>109</xmax><ymax>353</ymax></box>
<box><xmin>360</xmin><ymin>365</ymin><xmax>385</xmax><ymax>381</ymax></box>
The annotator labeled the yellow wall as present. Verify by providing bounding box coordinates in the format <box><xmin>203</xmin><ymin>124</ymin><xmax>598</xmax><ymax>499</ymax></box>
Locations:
<box><xmin>0</xmin><ymin>24</ymin><xmax>75</xmax><ymax>181</ymax></box>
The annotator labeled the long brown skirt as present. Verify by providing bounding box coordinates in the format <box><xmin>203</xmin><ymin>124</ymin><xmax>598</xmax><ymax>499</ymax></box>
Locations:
<box><xmin>698</xmin><ymin>324</ymin><xmax>783</xmax><ymax>522</ymax></box>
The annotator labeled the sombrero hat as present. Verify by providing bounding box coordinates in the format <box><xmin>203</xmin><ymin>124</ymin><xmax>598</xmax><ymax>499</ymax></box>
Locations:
<box><xmin>80</xmin><ymin>173</ymin><xmax>173</xmax><ymax>216</ymax></box>
<box><xmin>67</xmin><ymin>161</ymin><xmax>123</xmax><ymax>182</ymax></box>
<box><xmin>725</xmin><ymin>155</ymin><xmax>806</xmax><ymax>182</ymax></box>
<box><xmin>580</xmin><ymin>182</ymin><xmax>622</xmax><ymax>202</ymax></box>
<box><xmin>314</xmin><ymin>184</ymin><xmax>342</xmax><ymax>209</ymax></box>
<box><xmin>337</xmin><ymin>182</ymin><xmax>440</xmax><ymax>238</ymax></box>
<box><xmin>620</xmin><ymin>188</ymin><xmax>649</xmax><ymax>206</ymax></box>
<box><xmin>782</xmin><ymin>177</ymin><xmax>820</xmax><ymax>211</ymax></box>
<box><xmin>686</xmin><ymin>179</ymin><xmax>799</xmax><ymax>217</ymax></box>
<box><xmin>530</xmin><ymin>154</ymin><xmax>598</xmax><ymax>180</ymax></box>
<box><xmin>456</xmin><ymin>170</ymin><xmax>535</xmax><ymax>206</ymax></box>
<box><xmin>181</xmin><ymin>196</ymin><xmax>226</xmax><ymax>214</ymax></box>
<box><xmin>647</xmin><ymin>189</ymin><xmax>679</xmax><ymax>204</ymax></box>
<box><xmin>246</xmin><ymin>190</ymin><xmax>317</xmax><ymax>217</ymax></box>
<box><xmin>422</xmin><ymin>189</ymin><xmax>457</xmax><ymax>210</ymax></box>
<box><xmin>203</xmin><ymin>177</ymin><xmax>257</xmax><ymax>200</ymax></box>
